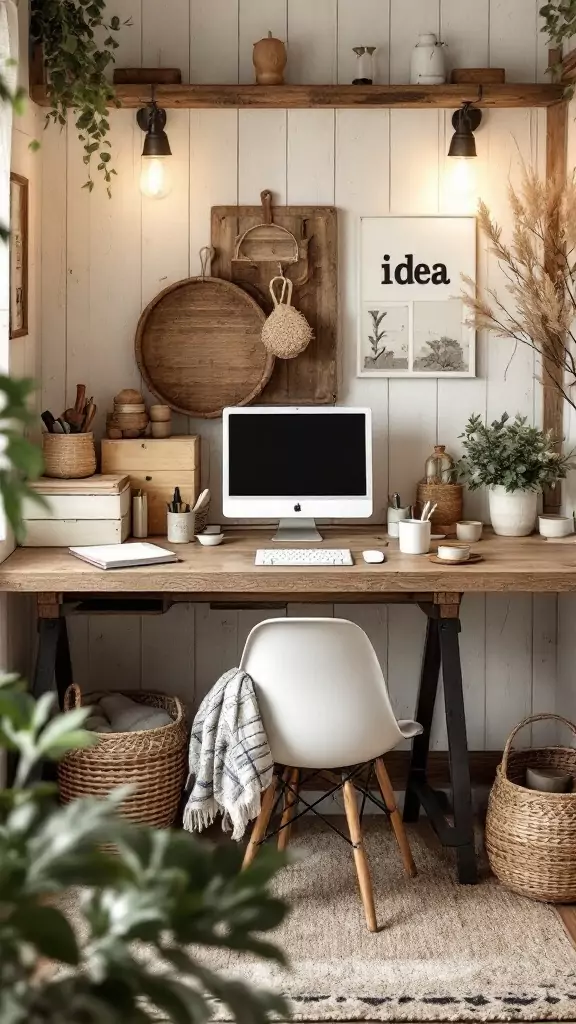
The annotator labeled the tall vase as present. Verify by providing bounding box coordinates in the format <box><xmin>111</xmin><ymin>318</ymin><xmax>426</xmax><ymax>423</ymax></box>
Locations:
<box><xmin>488</xmin><ymin>486</ymin><xmax>538</xmax><ymax>537</ymax></box>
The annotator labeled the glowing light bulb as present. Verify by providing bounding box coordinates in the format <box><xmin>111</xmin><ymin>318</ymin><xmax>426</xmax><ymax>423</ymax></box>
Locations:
<box><xmin>140</xmin><ymin>156</ymin><xmax>171</xmax><ymax>199</ymax></box>
<box><xmin>445</xmin><ymin>156</ymin><xmax>478</xmax><ymax>212</ymax></box>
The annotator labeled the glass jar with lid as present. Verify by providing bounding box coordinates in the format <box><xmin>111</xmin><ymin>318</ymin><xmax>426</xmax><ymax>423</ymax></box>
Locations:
<box><xmin>424</xmin><ymin>445</ymin><xmax>455</xmax><ymax>484</ymax></box>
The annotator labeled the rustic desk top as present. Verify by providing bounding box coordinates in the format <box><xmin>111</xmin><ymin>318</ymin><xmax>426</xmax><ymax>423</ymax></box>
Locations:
<box><xmin>0</xmin><ymin>528</ymin><xmax>575</xmax><ymax>596</ymax></box>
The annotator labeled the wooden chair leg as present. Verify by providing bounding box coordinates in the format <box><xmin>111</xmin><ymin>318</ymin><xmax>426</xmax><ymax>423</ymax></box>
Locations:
<box><xmin>375</xmin><ymin>757</ymin><xmax>417</xmax><ymax>878</ymax></box>
<box><xmin>342</xmin><ymin>779</ymin><xmax>378</xmax><ymax>933</ymax></box>
<box><xmin>278</xmin><ymin>767</ymin><xmax>299</xmax><ymax>851</ymax></box>
<box><xmin>242</xmin><ymin>776</ymin><xmax>278</xmax><ymax>869</ymax></box>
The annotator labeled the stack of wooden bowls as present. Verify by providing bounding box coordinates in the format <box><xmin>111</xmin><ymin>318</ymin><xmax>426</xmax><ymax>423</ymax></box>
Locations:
<box><xmin>106</xmin><ymin>389</ymin><xmax>149</xmax><ymax>439</ymax></box>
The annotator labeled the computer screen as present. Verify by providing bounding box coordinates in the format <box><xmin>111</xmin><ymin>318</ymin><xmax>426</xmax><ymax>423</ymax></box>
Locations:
<box><xmin>228</xmin><ymin>412</ymin><xmax>367</xmax><ymax>497</ymax></box>
<box><xmin>222</xmin><ymin>407</ymin><xmax>373</xmax><ymax>522</ymax></box>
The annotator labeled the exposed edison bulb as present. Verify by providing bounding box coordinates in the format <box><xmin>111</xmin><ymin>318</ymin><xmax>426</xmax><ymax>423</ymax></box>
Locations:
<box><xmin>140</xmin><ymin>157</ymin><xmax>171</xmax><ymax>199</ymax></box>
<box><xmin>445</xmin><ymin>156</ymin><xmax>477</xmax><ymax>212</ymax></box>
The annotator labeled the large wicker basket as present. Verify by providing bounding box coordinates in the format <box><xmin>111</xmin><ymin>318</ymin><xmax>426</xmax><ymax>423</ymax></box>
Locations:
<box><xmin>486</xmin><ymin>713</ymin><xmax>576</xmax><ymax>903</ymax></box>
<box><xmin>58</xmin><ymin>684</ymin><xmax>188</xmax><ymax>829</ymax></box>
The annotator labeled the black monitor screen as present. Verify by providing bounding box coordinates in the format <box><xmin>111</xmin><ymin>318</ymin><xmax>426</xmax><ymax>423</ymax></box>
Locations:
<box><xmin>227</xmin><ymin>413</ymin><xmax>367</xmax><ymax>497</ymax></box>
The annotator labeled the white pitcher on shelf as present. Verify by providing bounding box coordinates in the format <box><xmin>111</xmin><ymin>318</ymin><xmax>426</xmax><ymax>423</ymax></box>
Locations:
<box><xmin>410</xmin><ymin>33</ymin><xmax>446</xmax><ymax>85</ymax></box>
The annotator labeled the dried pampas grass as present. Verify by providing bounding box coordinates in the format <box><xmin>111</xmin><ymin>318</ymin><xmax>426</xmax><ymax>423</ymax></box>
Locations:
<box><xmin>462</xmin><ymin>164</ymin><xmax>576</xmax><ymax>413</ymax></box>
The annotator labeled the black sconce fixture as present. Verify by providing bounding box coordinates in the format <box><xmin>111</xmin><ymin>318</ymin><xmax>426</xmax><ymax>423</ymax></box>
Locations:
<box><xmin>137</xmin><ymin>97</ymin><xmax>172</xmax><ymax>198</ymax></box>
<box><xmin>448</xmin><ymin>102</ymin><xmax>482</xmax><ymax>158</ymax></box>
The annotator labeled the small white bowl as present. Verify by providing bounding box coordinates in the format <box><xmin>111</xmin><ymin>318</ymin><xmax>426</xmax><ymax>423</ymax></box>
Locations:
<box><xmin>196</xmin><ymin>531</ymin><xmax>224</xmax><ymax>546</ymax></box>
<box><xmin>538</xmin><ymin>515</ymin><xmax>574</xmax><ymax>539</ymax></box>
<box><xmin>437</xmin><ymin>543</ymin><xmax>470</xmax><ymax>562</ymax></box>
<box><xmin>456</xmin><ymin>520</ymin><xmax>483</xmax><ymax>543</ymax></box>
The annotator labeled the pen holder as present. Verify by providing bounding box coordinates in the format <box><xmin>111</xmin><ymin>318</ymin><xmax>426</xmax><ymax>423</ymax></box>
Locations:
<box><xmin>387</xmin><ymin>505</ymin><xmax>410</xmax><ymax>539</ymax></box>
<box><xmin>167</xmin><ymin>511</ymin><xmax>195</xmax><ymax>544</ymax></box>
<box><xmin>398</xmin><ymin>518</ymin><xmax>431</xmax><ymax>555</ymax></box>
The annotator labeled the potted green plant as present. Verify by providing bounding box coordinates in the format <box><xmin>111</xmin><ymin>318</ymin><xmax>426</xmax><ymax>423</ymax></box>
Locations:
<box><xmin>457</xmin><ymin>413</ymin><xmax>575</xmax><ymax>536</ymax></box>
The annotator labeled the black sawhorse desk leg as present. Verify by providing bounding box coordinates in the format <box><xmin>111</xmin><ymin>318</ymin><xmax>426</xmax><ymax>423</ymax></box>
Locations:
<box><xmin>32</xmin><ymin>594</ymin><xmax>73</xmax><ymax>708</ymax></box>
<box><xmin>403</xmin><ymin>595</ymin><xmax>477</xmax><ymax>885</ymax></box>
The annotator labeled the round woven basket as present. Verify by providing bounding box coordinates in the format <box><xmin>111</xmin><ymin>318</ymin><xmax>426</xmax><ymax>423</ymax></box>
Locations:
<box><xmin>58</xmin><ymin>684</ymin><xmax>188</xmax><ymax>829</ymax></box>
<box><xmin>262</xmin><ymin>276</ymin><xmax>313</xmax><ymax>359</ymax></box>
<box><xmin>43</xmin><ymin>432</ymin><xmax>97</xmax><ymax>479</ymax></box>
<box><xmin>416</xmin><ymin>481</ymin><xmax>463</xmax><ymax>534</ymax></box>
<box><xmin>486</xmin><ymin>713</ymin><xmax>576</xmax><ymax>903</ymax></box>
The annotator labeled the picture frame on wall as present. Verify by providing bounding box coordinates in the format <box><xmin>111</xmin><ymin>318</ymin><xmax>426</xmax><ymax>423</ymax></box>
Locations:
<box><xmin>9</xmin><ymin>173</ymin><xmax>28</xmax><ymax>339</ymax></box>
<box><xmin>358</xmin><ymin>216</ymin><xmax>476</xmax><ymax>378</ymax></box>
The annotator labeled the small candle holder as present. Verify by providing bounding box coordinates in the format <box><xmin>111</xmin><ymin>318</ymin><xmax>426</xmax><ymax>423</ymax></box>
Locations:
<box><xmin>352</xmin><ymin>46</ymin><xmax>376</xmax><ymax>85</ymax></box>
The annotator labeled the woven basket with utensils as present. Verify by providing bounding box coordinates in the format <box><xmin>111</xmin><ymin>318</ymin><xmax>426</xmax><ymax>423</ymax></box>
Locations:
<box><xmin>58</xmin><ymin>684</ymin><xmax>188</xmax><ymax>830</ymax></box>
<box><xmin>486</xmin><ymin>713</ymin><xmax>576</xmax><ymax>903</ymax></box>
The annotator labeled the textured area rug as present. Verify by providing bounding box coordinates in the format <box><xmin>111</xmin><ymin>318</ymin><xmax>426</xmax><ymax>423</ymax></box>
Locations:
<box><xmin>192</xmin><ymin>819</ymin><xmax>576</xmax><ymax>1022</ymax></box>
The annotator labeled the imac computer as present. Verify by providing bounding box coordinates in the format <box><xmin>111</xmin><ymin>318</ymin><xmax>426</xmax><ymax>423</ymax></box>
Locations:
<box><xmin>222</xmin><ymin>407</ymin><xmax>373</xmax><ymax>541</ymax></box>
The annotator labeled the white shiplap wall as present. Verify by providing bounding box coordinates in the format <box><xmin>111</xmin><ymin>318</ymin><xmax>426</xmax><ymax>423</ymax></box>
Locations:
<box><xmin>40</xmin><ymin>0</ymin><xmax>565</xmax><ymax>749</ymax></box>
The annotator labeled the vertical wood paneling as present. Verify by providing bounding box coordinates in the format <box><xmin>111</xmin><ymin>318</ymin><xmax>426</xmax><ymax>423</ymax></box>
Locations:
<box><xmin>65</xmin><ymin>130</ymin><xmax>92</xmax><ymax>410</ymax></box>
<box><xmin>441</xmin><ymin>0</ymin><xmax>489</xmax><ymax>69</ymax></box>
<box><xmin>335</xmin><ymin>109</ymin><xmax>390</xmax><ymax>521</ymax></box>
<box><xmin>190</xmin><ymin>0</ymin><xmax>239</xmax><ymax>83</ymax></box>
<box><xmin>337</xmin><ymin>0</ymin><xmax>390</xmax><ymax>85</ymax></box>
<box><xmin>142</xmin><ymin>112</ymin><xmax>190</xmax><ymax>305</ymax></box>
<box><xmin>141</xmin><ymin>605</ymin><xmax>196</xmax><ymax>705</ymax></box>
<box><xmin>287</xmin><ymin>111</ymin><xmax>335</xmax><ymax>204</ymax></box>
<box><xmin>239</xmin><ymin>111</ymin><xmax>287</xmax><ymax>204</ymax></box>
<box><xmin>88</xmin><ymin>615</ymin><xmax>142</xmax><ymax>692</ymax></box>
<box><xmin>239</xmin><ymin>0</ymin><xmax>287</xmax><ymax>84</ymax></box>
<box><xmin>286</xmin><ymin>0</ymin><xmax>337</xmax><ymax>84</ymax></box>
<box><xmin>142</xmin><ymin>0</ymin><xmax>190</xmax><ymax>75</ymax></box>
<box><xmin>532</xmin><ymin>595</ymin><xmax>559</xmax><ymax>745</ymax></box>
<box><xmin>557</xmin><ymin>595</ymin><xmax>576</xmax><ymax>730</ymax></box>
<box><xmin>194</xmin><ymin>604</ymin><xmax>239</xmax><ymax>708</ymax></box>
<box><xmin>489</xmin><ymin>0</ymin><xmax>538</xmax><ymax>82</ymax></box>
<box><xmin>485</xmin><ymin>595</ymin><xmax>533</xmax><ymax>748</ymax></box>
<box><xmin>109</xmin><ymin>0</ymin><xmax>143</xmax><ymax>72</ymax></box>
<box><xmin>390</xmin><ymin>0</ymin><xmax>440</xmax><ymax>84</ymax></box>
<box><xmin>41</xmin><ymin>125</ymin><xmax>68</xmax><ymax>414</ymax></box>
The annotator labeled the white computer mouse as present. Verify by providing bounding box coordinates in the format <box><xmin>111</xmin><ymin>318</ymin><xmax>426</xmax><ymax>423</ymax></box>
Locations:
<box><xmin>362</xmin><ymin>549</ymin><xmax>386</xmax><ymax>564</ymax></box>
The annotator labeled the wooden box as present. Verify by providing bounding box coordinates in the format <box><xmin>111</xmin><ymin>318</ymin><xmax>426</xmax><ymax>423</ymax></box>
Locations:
<box><xmin>101</xmin><ymin>436</ymin><xmax>201</xmax><ymax>535</ymax></box>
<box><xmin>22</xmin><ymin>474</ymin><xmax>131</xmax><ymax>547</ymax></box>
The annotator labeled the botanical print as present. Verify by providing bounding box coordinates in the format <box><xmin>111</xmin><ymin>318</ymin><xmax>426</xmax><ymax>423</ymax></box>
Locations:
<box><xmin>413</xmin><ymin>300</ymin><xmax>468</xmax><ymax>373</ymax></box>
<box><xmin>361</xmin><ymin>304</ymin><xmax>409</xmax><ymax>371</ymax></box>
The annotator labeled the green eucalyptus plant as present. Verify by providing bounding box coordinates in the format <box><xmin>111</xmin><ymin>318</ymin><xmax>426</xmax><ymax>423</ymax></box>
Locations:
<box><xmin>0</xmin><ymin>376</ymin><xmax>45</xmax><ymax>539</ymax></box>
<box><xmin>0</xmin><ymin>673</ymin><xmax>290</xmax><ymax>1024</ymax></box>
<box><xmin>30</xmin><ymin>0</ymin><xmax>131</xmax><ymax>195</ymax></box>
<box><xmin>457</xmin><ymin>413</ymin><xmax>575</xmax><ymax>493</ymax></box>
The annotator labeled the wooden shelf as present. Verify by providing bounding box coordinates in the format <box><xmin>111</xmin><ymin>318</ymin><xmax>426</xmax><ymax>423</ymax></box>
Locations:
<box><xmin>31</xmin><ymin>82</ymin><xmax>566</xmax><ymax>110</ymax></box>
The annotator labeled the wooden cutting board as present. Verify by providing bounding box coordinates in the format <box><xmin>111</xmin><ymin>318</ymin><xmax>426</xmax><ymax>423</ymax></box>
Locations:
<box><xmin>135</xmin><ymin>274</ymin><xmax>273</xmax><ymax>419</ymax></box>
<box><xmin>211</xmin><ymin>203</ymin><xmax>338</xmax><ymax>405</ymax></box>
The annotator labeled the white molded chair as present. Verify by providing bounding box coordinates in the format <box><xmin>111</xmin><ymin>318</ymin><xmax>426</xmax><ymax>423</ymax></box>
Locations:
<box><xmin>240</xmin><ymin>617</ymin><xmax>423</xmax><ymax>932</ymax></box>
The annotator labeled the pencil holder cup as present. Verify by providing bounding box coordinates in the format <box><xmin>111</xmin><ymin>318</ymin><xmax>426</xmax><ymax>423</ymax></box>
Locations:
<box><xmin>167</xmin><ymin>511</ymin><xmax>194</xmax><ymax>544</ymax></box>
<box><xmin>387</xmin><ymin>505</ymin><xmax>410</xmax><ymax>539</ymax></box>
<box><xmin>398</xmin><ymin>518</ymin><xmax>431</xmax><ymax>555</ymax></box>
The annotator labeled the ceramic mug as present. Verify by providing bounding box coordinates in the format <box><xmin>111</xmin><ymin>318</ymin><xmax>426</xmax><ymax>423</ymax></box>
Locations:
<box><xmin>456</xmin><ymin>520</ymin><xmax>483</xmax><ymax>543</ymax></box>
<box><xmin>387</xmin><ymin>505</ymin><xmax>411</xmax><ymax>539</ymax></box>
<box><xmin>398</xmin><ymin>518</ymin><xmax>431</xmax><ymax>555</ymax></box>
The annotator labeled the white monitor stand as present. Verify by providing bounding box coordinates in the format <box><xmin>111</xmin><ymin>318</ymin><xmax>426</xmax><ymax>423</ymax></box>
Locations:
<box><xmin>272</xmin><ymin>518</ymin><xmax>323</xmax><ymax>542</ymax></box>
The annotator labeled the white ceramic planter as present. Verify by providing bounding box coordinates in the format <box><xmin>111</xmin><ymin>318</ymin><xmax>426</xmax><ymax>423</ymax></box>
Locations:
<box><xmin>488</xmin><ymin>486</ymin><xmax>538</xmax><ymax>537</ymax></box>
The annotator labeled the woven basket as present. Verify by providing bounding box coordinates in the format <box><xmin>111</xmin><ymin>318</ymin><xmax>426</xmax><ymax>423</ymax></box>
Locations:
<box><xmin>486</xmin><ymin>713</ymin><xmax>576</xmax><ymax>903</ymax></box>
<box><xmin>262</xmin><ymin>276</ymin><xmax>313</xmax><ymax>359</ymax></box>
<box><xmin>58</xmin><ymin>684</ymin><xmax>188</xmax><ymax>829</ymax></box>
<box><xmin>416</xmin><ymin>481</ymin><xmax>463</xmax><ymax>534</ymax></box>
<box><xmin>43</xmin><ymin>432</ymin><xmax>97</xmax><ymax>479</ymax></box>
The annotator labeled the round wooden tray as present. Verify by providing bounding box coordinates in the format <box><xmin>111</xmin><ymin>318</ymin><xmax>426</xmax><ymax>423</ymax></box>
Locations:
<box><xmin>428</xmin><ymin>552</ymin><xmax>483</xmax><ymax>565</ymax></box>
<box><xmin>135</xmin><ymin>271</ymin><xmax>274</xmax><ymax>419</ymax></box>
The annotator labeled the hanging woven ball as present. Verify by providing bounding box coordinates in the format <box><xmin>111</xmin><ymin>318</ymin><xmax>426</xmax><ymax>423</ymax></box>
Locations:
<box><xmin>262</xmin><ymin>276</ymin><xmax>314</xmax><ymax>359</ymax></box>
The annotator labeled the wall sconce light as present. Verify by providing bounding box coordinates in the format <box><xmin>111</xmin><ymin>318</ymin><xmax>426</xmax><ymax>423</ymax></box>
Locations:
<box><xmin>137</xmin><ymin>99</ymin><xmax>172</xmax><ymax>199</ymax></box>
<box><xmin>448</xmin><ymin>102</ymin><xmax>482</xmax><ymax>159</ymax></box>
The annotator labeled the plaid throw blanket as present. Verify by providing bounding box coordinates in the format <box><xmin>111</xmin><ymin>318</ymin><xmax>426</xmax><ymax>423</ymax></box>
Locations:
<box><xmin>183</xmin><ymin>667</ymin><xmax>273</xmax><ymax>841</ymax></box>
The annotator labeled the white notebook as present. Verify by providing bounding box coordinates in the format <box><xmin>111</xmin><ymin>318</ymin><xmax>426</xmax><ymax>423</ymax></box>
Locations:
<box><xmin>69</xmin><ymin>542</ymin><xmax>179</xmax><ymax>570</ymax></box>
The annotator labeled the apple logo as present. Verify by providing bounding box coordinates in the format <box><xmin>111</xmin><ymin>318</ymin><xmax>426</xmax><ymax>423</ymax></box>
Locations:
<box><xmin>294</xmin><ymin>503</ymin><xmax>301</xmax><ymax>512</ymax></box>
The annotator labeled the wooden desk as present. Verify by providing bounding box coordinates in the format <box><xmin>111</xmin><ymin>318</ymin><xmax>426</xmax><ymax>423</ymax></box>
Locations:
<box><xmin>1</xmin><ymin>528</ymin><xmax>572</xmax><ymax>885</ymax></box>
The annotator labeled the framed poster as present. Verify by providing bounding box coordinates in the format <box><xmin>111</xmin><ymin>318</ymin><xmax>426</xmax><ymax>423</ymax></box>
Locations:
<box><xmin>10</xmin><ymin>173</ymin><xmax>28</xmax><ymax>339</ymax></box>
<box><xmin>358</xmin><ymin>216</ymin><xmax>476</xmax><ymax>378</ymax></box>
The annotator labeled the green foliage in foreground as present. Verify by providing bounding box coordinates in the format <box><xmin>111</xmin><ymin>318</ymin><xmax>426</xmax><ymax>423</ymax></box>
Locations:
<box><xmin>0</xmin><ymin>674</ymin><xmax>290</xmax><ymax>1024</ymax></box>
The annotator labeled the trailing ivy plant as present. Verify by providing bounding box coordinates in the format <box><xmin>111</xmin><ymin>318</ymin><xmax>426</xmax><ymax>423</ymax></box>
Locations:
<box><xmin>457</xmin><ymin>413</ymin><xmax>576</xmax><ymax>493</ymax></box>
<box><xmin>540</xmin><ymin>1</ymin><xmax>576</xmax><ymax>85</ymax></box>
<box><xmin>30</xmin><ymin>0</ymin><xmax>131</xmax><ymax>196</ymax></box>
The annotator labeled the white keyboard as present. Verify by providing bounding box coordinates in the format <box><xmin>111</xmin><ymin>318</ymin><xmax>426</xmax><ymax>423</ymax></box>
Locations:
<box><xmin>255</xmin><ymin>548</ymin><xmax>354</xmax><ymax>566</ymax></box>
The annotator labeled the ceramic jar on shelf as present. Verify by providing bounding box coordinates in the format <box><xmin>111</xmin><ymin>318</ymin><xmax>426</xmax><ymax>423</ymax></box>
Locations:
<box><xmin>410</xmin><ymin>33</ymin><xmax>446</xmax><ymax>85</ymax></box>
